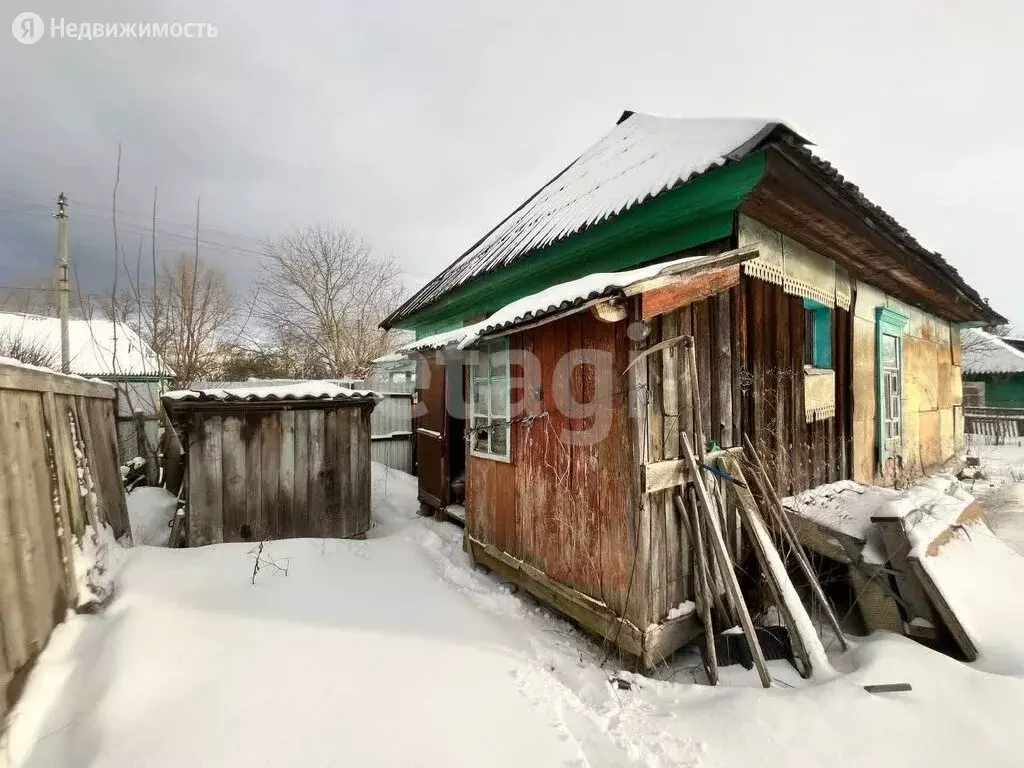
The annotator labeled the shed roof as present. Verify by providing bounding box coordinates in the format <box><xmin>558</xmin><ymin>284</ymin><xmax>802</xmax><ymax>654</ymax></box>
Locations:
<box><xmin>163</xmin><ymin>381</ymin><xmax>381</xmax><ymax>406</ymax></box>
<box><xmin>386</xmin><ymin>114</ymin><xmax>796</xmax><ymax>327</ymax></box>
<box><xmin>0</xmin><ymin>312</ymin><xmax>171</xmax><ymax>378</ymax></box>
<box><xmin>962</xmin><ymin>329</ymin><xmax>1024</xmax><ymax>375</ymax></box>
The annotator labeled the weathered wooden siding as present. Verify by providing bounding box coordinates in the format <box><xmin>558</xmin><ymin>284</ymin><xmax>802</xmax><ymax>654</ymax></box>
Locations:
<box><xmin>740</xmin><ymin>277</ymin><xmax>853</xmax><ymax>494</ymax></box>
<box><xmin>0</xmin><ymin>362</ymin><xmax>127</xmax><ymax>720</ymax></box>
<box><xmin>180</xmin><ymin>403</ymin><xmax>374</xmax><ymax>545</ymax></box>
<box><xmin>466</xmin><ymin>309</ymin><xmax>638</xmax><ymax>624</ymax></box>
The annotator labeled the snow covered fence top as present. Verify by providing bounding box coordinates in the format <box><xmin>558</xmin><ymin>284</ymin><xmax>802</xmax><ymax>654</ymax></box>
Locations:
<box><xmin>0</xmin><ymin>354</ymin><xmax>115</xmax><ymax>399</ymax></box>
<box><xmin>163</xmin><ymin>381</ymin><xmax>382</xmax><ymax>405</ymax></box>
<box><xmin>0</xmin><ymin>312</ymin><xmax>171</xmax><ymax>378</ymax></box>
<box><xmin>400</xmin><ymin>246</ymin><xmax>756</xmax><ymax>353</ymax></box>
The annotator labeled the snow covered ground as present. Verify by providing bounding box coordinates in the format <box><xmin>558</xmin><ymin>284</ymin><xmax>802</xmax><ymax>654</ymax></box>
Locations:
<box><xmin>964</xmin><ymin>440</ymin><xmax>1024</xmax><ymax>552</ymax></box>
<box><xmin>5</xmin><ymin>464</ymin><xmax>1024</xmax><ymax>767</ymax></box>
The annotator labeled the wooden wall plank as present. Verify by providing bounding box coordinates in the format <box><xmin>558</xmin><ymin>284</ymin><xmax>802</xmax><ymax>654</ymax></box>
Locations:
<box><xmin>293</xmin><ymin>410</ymin><xmax>310</xmax><ymax>537</ymax></box>
<box><xmin>307</xmin><ymin>410</ymin><xmax>325</xmax><ymax>539</ymax></box>
<box><xmin>0</xmin><ymin>394</ymin><xmax>31</xmax><ymax>675</ymax></box>
<box><xmin>279</xmin><ymin>410</ymin><xmax>296</xmax><ymax>539</ymax></box>
<box><xmin>261</xmin><ymin>411</ymin><xmax>282</xmax><ymax>538</ymax></box>
<box><xmin>221</xmin><ymin>416</ymin><xmax>246</xmax><ymax>542</ymax></box>
<box><xmin>243</xmin><ymin>414</ymin><xmax>263</xmax><ymax>539</ymax></box>
<box><xmin>715</xmin><ymin>291</ymin><xmax>733</xmax><ymax>447</ymax></box>
<box><xmin>647</xmin><ymin>316</ymin><xmax>667</xmax><ymax>618</ymax></box>
<box><xmin>335</xmin><ymin>408</ymin><xmax>353</xmax><ymax>537</ymax></box>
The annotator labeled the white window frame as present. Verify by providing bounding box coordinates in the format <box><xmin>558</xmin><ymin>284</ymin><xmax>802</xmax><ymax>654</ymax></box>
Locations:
<box><xmin>469</xmin><ymin>338</ymin><xmax>512</xmax><ymax>462</ymax></box>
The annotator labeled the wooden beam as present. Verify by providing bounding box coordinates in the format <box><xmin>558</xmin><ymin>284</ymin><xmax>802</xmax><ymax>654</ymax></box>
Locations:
<box><xmin>623</xmin><ymin>244</ymin><xmax>759</xmax><ymax>297</ymax></box>
<box><xmin>0</xmin><ymin>362</ymin><xmax>114</xmax><ymax>400</ymax></box>
<box><xmin>466</xmin><ymin>534</ymin><xmax>646</xmax><ymax>659</ymax></box>
<box><xmin>641</xmin><ymin>265</ymin><xmax>740</xmax><ymax>320</ymax></box>
<box><xmin>642</xmin><ymin>447</ymin><xmax>744</xmax><ymax>494</ymax></box>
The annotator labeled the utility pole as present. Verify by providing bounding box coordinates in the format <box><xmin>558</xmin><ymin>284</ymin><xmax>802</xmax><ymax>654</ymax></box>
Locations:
<box><xmin>55</xmin><ymin>192</ymin><xmax>70</xmax><ymax>373</ymax></box>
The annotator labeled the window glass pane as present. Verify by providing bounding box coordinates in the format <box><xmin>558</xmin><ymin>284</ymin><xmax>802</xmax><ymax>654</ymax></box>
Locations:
<box><xmin>490</xmin><ymin>419</ymin><xmax>508</xmax><ymax>456</ymax></box>
<box><xmin>473</xmin><ymin>380</ymin><xmax>490</xmax><ymax>417</ymax></box>
<box><xmin>475</xmin><ymin>349</ymin><xmax>490</xmax><ymax>380</ymax></box>
<box><xmin>472</xmin><ymin>417</ymin><xmax>489</xmax><ymax>453</ymax></box>
<box><xmin>490</xmin><ymin>376</ymin><xmax>508</xmax><ymax>416</ymax></box>
<box><xmin>489</xmin><ymin>344</ymin><xmax>509</xmax><ymax>377</ymax></box>
<box><xmin>882</xmin><ymin>334</ymin><xmax>898</xmax><ymax>368</ymax></box>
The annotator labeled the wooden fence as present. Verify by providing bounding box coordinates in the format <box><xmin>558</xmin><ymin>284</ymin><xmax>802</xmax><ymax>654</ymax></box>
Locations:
<box><xmin>0</xmin><ymin>361</ymin><xmax>128</xmax><ymax>720</ymax></box>
<box><xmin>337</xmin><ymin>379</ymin><xmax>414</xmax><ymax>474</ymax></box>
<box><xmin>964</xmin><ymin>406</ymin><xmax>1024</xmax><ymax>445</ymax></box>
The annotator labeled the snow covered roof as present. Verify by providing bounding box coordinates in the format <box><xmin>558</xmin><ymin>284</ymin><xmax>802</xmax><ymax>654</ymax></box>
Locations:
<box><xmin>386</xmin><ymin>113</ymin><xmax>799</xmax><ymax>326</ymax></box>
<box><xmin>0</xmin><ymin>312</ymin><xmax>171</xmax><ymax>378</ymax></box>
<box><xmin>400</xmin><ymin>249</ymin><xmax>746</xmax><ymax>353</ymax></box>
<box><xmin>962</xmin><ymin>329</ymin><xmax>1024</xmax><ymax>375</ymax></box>
<box><xmin>163</xmin><ymin>381</ymin><xmax>381</xmax><ymax>405</ymax></box>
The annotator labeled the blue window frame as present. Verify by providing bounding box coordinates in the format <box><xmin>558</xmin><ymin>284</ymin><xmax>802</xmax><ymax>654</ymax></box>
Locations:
<box><xmin>803</xmin><ymin>299</ymin><xmax>832</xmax><ymax>369</ymax></box>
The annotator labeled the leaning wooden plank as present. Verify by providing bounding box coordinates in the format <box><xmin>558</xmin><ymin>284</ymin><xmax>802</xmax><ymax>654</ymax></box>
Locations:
<box><xmin>743</xmin><ymin>434</ymin><xmax>849</xmax><ymax>652</ymax></box>
<box><xmin>681</xmin><ymin>435</ymin><xmax>771</xmax><ymax>688</ymax></box>
<box><xmin>718</xmin><ymin>455</ymin><xmax>813</xmax><ymax>679</ymax></box>
<box><xmin>908</xmin><ymin>556</ymin><xmax>978</xmax><ymax>662</ymax></box>
<box><xmin>677</xmin><ymin>490</ymin><xmax>717</xmax><ymax>684</ymax></box>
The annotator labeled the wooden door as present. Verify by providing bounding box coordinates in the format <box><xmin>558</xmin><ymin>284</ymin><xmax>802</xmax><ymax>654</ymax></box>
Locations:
<box><xmin>416</xmin><ymin>356</ymin><xmax>448</xmax><ymax>509</ymax></box>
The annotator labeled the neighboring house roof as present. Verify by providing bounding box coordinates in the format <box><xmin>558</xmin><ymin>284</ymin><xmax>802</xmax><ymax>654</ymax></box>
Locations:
<box><xmin>1002</xmin><ymin>337</ymin><xmax>1024</xmax><ymax>355</ymax></box>
<box><xmin>387</xmin><ymin>114</ymin><xmax>795</xmax><ymax>328</ymax></box>
<box><xmin>962</xmin><ymin>329</ymin><xmax>1024</xmax><ymax>375</ymax></box>
<box><xmin>384</xmin><ymin>111</ymin><xmax>1001</xmax><ymax>332</ymax></box>
<box><xmin>163</xmin><ymin>381</ymin><xmax>380</xmax><ymax>405</ymax></box>
<box><xmin>0</xmin><ymin>312</ymin><xmax>171</xmax><ymax>378</ymax></box>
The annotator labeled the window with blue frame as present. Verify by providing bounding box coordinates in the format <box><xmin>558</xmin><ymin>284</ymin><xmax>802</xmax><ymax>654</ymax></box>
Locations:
<box><xmin>802</xmin><ymin>299</ymin><xmax>832</xmax><ymax>369</ymax></box>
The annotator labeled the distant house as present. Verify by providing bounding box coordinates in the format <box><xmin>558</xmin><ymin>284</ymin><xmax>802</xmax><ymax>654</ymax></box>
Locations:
<box><xmin>0</xmin><ymin>312</ymin><xmax>173</xmax><ymax>459</ymax></box>
<box><xmin>961</xmin><ymin>328</ymin><xmax>1024</xmax><ymax>408</ymax></box>
<box><xmin>381</xmin><ymin>112</ymin><xmax>1002</xmax><ymax>663</ymax></box>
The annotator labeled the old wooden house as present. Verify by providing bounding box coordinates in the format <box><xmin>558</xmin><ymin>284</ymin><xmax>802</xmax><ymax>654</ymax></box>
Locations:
<box><xmin>163</xmin><ymin>382</ymin><xmax>380</xmax><ymax>546</ymax></box>
<box><xmin>381</xmin><ymin>112</ymin><xmax>1003</xmax><ymax>664</ymax></box>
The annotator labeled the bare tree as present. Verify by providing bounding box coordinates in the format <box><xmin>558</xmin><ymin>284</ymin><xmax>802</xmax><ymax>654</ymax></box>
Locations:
<box><xmin>0</xmin><ymin>326</ymin><xmax>58</xmax><ymax>368</ymax></box>
<box><xmin>256</xmin><ymin>225</ymin><xmax>405</xmax><ymax>377</ymax></box>
<box><xmin>104</xmin><ymin>251</ymin><xmax>238</xmax><ymax>386</ymax></box>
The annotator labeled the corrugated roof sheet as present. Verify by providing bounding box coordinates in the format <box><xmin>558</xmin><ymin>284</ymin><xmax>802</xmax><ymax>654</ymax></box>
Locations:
<box><xmin>0</xmin><ymin>312</ymin><xmax>171</xmax><ymax>377</ymax></box>
<box><xmin>163</xmin><ymin>381</ymin><xmax>381</xmax><ymax>405</ymax></box>
<box><xmin>387</xmin><ymin>113</ymin><xmax>794</xmax><ymax>325</ymax></box>
<box><xmin>400</xmin><ymin>249</ymin><xmax>744</xmax><ymax>353</ymax></box>
<box><xmin>962</xmin><ymin>329</ymin><xmax>1024</xmax><ymax>375</ymax></box>
<box><xmin>774</xmin><ymin>138</ymin><xmax>999</xmax><ymax>323</ymax></box>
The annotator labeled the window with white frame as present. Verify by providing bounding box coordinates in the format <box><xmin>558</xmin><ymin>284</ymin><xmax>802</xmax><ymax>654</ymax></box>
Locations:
<box><xmin>470</xmin><ymin>339</ymin><xmax>511</xmax><ymax>461</ymax></box>
<box><xmin>876</xmin><ymin>307</ymin><xmax>909</xmax><ymax>463</ymax></box>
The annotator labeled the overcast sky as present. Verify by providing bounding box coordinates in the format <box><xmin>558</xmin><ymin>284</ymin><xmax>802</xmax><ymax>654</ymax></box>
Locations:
<box><xmin>2</xmin><ymin>0</ymin><xmax>1022</xmax><ymax>325</ymax></box>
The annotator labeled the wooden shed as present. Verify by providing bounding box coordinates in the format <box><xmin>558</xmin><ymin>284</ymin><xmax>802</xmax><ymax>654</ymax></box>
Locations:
<box><xmin>163</xmin><ymin>382</ymin><xmax>380</xmax><ymax>546</ymax></box>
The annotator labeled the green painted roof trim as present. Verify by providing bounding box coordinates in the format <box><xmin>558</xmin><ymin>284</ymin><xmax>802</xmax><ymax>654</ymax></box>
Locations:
<box><xmin>406</xmin><ymin>151</ymin><xmax>769</xmax><ymax>337</ymax></box>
